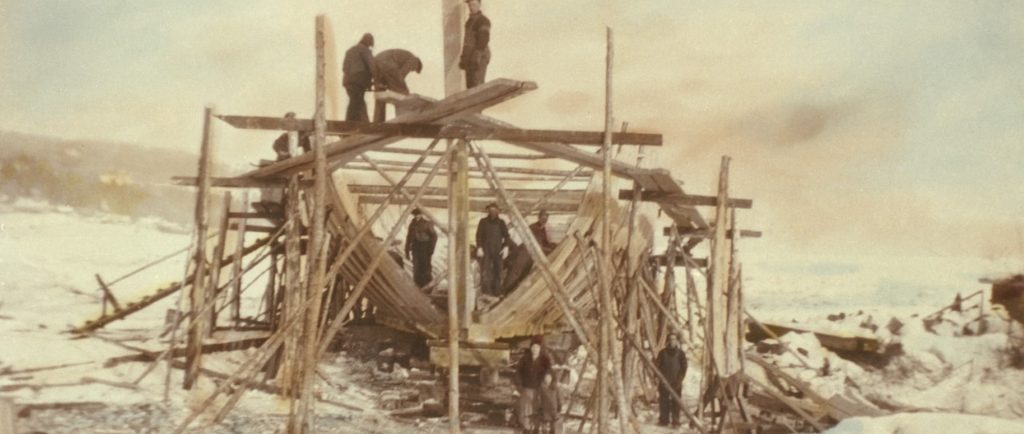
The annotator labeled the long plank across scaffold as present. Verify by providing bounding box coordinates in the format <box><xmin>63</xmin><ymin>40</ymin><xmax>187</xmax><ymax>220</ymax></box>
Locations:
<box><xmin>232</xmin><ymin>79</ymin><xmax>537</xmax><ymax>180</ymax></box>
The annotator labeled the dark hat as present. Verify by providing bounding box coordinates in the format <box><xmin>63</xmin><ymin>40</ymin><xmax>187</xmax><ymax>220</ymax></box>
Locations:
<box><xmin>283</xmin><ymin>111</ymin><xmax>296</xmax><ymax>118</ymax></box>
<box><xmin>538</xmin><ymin>209</ymin><xmax>549</xmax><ymax>217</ymax></box>
<box><xmin>530</xmin><ymin>335</ymin><xmax>543</xmax><ymax>345</ymax></box>
<box><xmin>412</xmin><ymin>208</ymin><xmax>423</xmax><ymax>216</ymax></box>
<box><xmin>486</xmin><ymin>202</ymin><xmax>499</xmax><ymax>210</ymax></box>
<box><xmin>359</xmin><ymin>33</ymin><xmax>374</xmax><ymax>47</ymax></box>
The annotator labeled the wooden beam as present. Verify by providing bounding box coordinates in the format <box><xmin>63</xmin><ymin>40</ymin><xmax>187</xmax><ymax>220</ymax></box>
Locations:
<box><xmin>341</xmin><ymin>163</ymin><xmax>591</xmax><ymax>181</ymax></box>
<box><xmin>347</xmin><ymin>184</ymin><xmax>586</xmax><ymax>199</ymax></box>
<box><xmin>352</xmin><ymin>158</ymin><xmax>595</xmax><ymax>177</ymax></box>
<box><xmin>372</xmin><ymin>146</ymin><xmax>552</xmax><ymax>160</ymax></box>
<box><xmin>652</xmin><ymin>254</ymin><xmax>708</xmax><ymax>268</ymax></box>
<box><xmin>184</xmin><ymin>106</ymin><xmax>215</xmax><ymax>391</ymax></box>
<box><xmin>172</xmin><ymin>176</ymin><xmax>312</xmax><ymax>189</ymax></box>
<box><xmin>234</xmin><ymin>79</ymin><xmax>538</xmax><ymax>180</ymax></box>
<box><xmin>662</xmin><ymin>227</ymin><xmax>762</xmax><ymax>238</ymax></box>
<box><xmin>618</xmin><ymin>189</ymin><xmax>753</xmax><ymax>208</ymax></box>
<box><xmin>216</xmin><ymin>115</ymin><xmax>662</xmax><ymax>146</ymax></box>
<box><xmin>357</xmin><ymin>195</ymin><xmax>579</xmax><ymax>213</ymax></box>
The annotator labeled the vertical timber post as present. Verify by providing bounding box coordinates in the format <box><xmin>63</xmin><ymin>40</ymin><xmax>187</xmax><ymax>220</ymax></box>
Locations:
<box><xmin>208</xmin><ymin>192</ymin><xmax>232</xmax><ymax>335</ymax></box>
<box><xmin>597</xmin><ymin>26</ymin><xmax>614</xmax><ymax>434</ymax></box>
<box><xmin>443</xmin><ymin>2</ymin><xmax>466</xmax><ymax>432</ymax></box>
<box><xmin>231</xmin><ymin>191</ymin><xmax>248</xmax><ymax>325</ymax></box>
<box><xmin>292</xmin><ymin>14</ymin><xmax>330</xmax><ymax>434</ymax></box>
<box><xmin>446</xmin><ymin>138</ymin><xmax>469</xmax><ymax>434</ymax></box>
<box><xmin>184</xmin><ymin>106</ymin><xmax>215</xmax><ymax>390</ymax></box>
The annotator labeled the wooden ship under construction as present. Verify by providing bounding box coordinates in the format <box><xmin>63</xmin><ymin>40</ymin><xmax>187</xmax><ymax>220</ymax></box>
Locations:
<box><xmin>60</xmin><ymin>8</ymin><xmax>890</xmax><ymax>434</ymax></box>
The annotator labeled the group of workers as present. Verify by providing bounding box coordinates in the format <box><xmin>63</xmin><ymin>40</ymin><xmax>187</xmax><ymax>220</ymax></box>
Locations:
<box><xmin>404</xmin><ymin>203</ymin><xmax>553</xmax><ymax>298</ymax></box>
<box><xmin>343</xmin><ymin>0</ymin><xmax>491</xmax><ymax>122</ymax></box>
<box><xmin>513</xmin><ymin>333</ymin><xmax>688</xmax><ymax>433</ymax></box>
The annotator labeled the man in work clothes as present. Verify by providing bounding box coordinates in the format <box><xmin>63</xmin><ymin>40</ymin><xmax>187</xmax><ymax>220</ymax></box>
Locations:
<box><xmin>342</xmin><ymin>33</ymin><xmax>376</xmax><ymax>122</ymax></box>
<box><xmin>656</xmin><ymin>332</ymin><xmax>688</xmax><ymax>427</ymax></box>
<box><xmin>459</xmin><ymin>0</ymin><xmax>491</xmax><ymax>89</ymax></box>
<box><xmin>373</xmin><ymin>49</ymin><xmax>423</xmax><ymax>122</ymax></box>
<box><xmin>516</xmin><ymin>336</ymin><xmax>552</xmax><ymax>433</ymax></box>
<box><xmin>405</xmin><ymin>208</ymin><xmax>438</xmax><ymax>288</ymax></box>
<box><xmin>475</xmin><ymin>202</ymin><xmax>511</xmax><ymax>296</ymax></box>
<box><xmin>529</xmin><ymin>210</ymin><xmax>556</xmax><ymax>255</ymax></box>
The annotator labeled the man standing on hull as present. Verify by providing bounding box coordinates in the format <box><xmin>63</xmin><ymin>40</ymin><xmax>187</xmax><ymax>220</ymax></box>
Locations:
<box><xmin>405</xmin><ymin>208</ymin><xmax>438</xmax><ymax>288</ymax></box>
<box><xmin>373</xmin><ymin>49</ymin><xmax>422</xmax><ymax>121</ymax></box>
<box><xmin>475</xmin><ymin>203</ymin><xmax>510</xmax><ymax>297</ymax></box>
<box><xmin>459</xmin><ymin>0</ymin><xmax>491</xmax><ymax>89</ymax></box>
<box><xmin>342</xmin><ymin>33</ymin><xmax>376</xmax><ymax>122</ymax></box>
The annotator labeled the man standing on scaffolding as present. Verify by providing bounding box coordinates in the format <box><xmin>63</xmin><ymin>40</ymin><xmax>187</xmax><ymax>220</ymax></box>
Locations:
<box><xmin>372</xmin><ymin>49</ymin><xmax>423</xmax><ymax>122</ymax></box>
<box><xmin>476</xmin><ymin>202</ymin><xmax>510</xmax><ymax>296</ymax></box>
<box><xmin>342</xmin><ymin>33</ymin><xmax>376</xmax><ymax>121</ymax></box>
<box><xmin>529</xmin><ymin>210</ymin><xmax>556</xmax><ymax>255</ymax></box>
<box><xmin>405</xmin><ymin>208</ymin><xmax>437</xmax><ymax>289</ymax></box>
<box><xmin>459</xmin><ymin>0</ymin><xmax>491</xmax><ymax>88</ymax></box>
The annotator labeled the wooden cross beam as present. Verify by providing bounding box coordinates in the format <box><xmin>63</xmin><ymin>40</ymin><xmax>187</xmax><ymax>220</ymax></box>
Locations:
<box><xmin>357</xmin><ymin>195</ymin><xmax>580</xmax><ymax>213</ymax></box>
<box><xmin>234</xmin><ymin>79</ymin><xmax>537</xmax><ymax>180</ymax></box>
<box><xmin>347</xmin><ymin>184</ymin><xmax>586</xmax><ymax>199</ymax></box>
<box><xmin>662</xmin><ymin>226</ymin><xmax>762</xmax><ymax>238</ymax></box>
<box><xmin>216</xmin><ymin>115</ymin><xmax>662</xmax><ymax>146</ymax></box>
<box><xmin>618</xmin><ymin>189</ymin><xmax>753</xmax><ymax>209</ymax></box>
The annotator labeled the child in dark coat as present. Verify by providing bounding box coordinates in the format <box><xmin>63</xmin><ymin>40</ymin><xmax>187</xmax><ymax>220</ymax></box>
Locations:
<box><xmin>534</xmin><ymin>372</ymin><xmax>562</xmax><ymax>434</ymax></box>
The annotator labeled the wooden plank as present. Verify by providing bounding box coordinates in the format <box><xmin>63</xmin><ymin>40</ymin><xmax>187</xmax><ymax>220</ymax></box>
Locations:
<box><xmin>372</xmin><ymin>146</ymin><xmax>552</xmax><ymax>160</ymax></box>
<box><xmin>206</xmin><ymin>193</ymin><xmax>232</xmax><ymax>334</ymax></box>
<box><xmin>618</xmin><ymin>190</ymin><xmax>753</xmax><ymax>208</ymax></box>
<box><xmin>707</xmin><ymin>156</ymin><xmax>732</xmax><ymax>379</ymax></box>
<box><xmin>230</xmin><ymin>192</ymin><xmax>248</xmax><ymax>324</ymax></box>
<box><xmin>341</xmin><ymin>163</ymin><xmax>591</xmax><ymax>181</ymax></box>
<box><xmin>746</xmin><ymin>322</ymin><xmax>883</xmax><ymax>353</ymax></box>
<box><xmin>357</xmin><ymin>195</ymin><xmax>579</xmax><ymax>213</ymax></box>
<box><xmin>216</xmin><ymin>115</ymin><xmax>662</xmax><ymax>146</ymax></box>
<box><xmin>663</xmin><ymin>227</ymin><xmax>762</xmax><ymax>239</ymax></box>
<box><xmin>348</xmin><ymin>184</ymin><xmax>586</xmax><ymax>199</ymax></box>
<box><xmin>650</xmin><ymin>254</ymin><xmax>708</xmax><ymax>268</ymax></box>
<box><xmin>172</xmin><ymin>176</ymin><xmax>312</xmax><ymax>189</ymax></box>
<box><xmin>234</xmin><ymin>79</ymin><xmax>537</xmax><ymax>180</ymax></box>
<box><xmin>184</xmin><ymin>106</ymin><xmax>215</xmax><ymax>391</ymax></box>
<box><xmin>353</xmin><ymin>158</ymin><xmax>595</xmax><ymax>177</ymax></box>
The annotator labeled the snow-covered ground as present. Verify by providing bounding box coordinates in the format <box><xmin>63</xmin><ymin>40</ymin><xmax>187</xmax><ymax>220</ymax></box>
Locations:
<box><xmin>3</xmin><ymin>198</ymin><xmax>1024</xmax><ymax>433</ymax></box>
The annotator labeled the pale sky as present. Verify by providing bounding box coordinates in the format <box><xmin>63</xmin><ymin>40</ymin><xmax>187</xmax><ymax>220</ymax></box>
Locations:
<box><xmin>2</xmin><ymin>0</ymin><xmax>1023</xmax><ymax>262</ymax></box>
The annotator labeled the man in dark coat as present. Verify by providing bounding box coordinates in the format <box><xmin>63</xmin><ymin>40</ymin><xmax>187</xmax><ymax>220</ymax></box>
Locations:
<box><xmin>516</xmin><ymin>336</ymin><xmax>552</xmax><ymax>433</ymax></box>
<box><xmin>475</xmin><ymin>203</ymin><xmax>511</xmax><ymax>296</ymax></box>
<box><xmin>529</xmin><ymin>210</ymin><xmax>555</xmax><ymax>254</ymax></box>
<box><xmin>373</xmin><ymin>49</ymin><xmax>422</xmax><ymax>121</ymax></box>
<box><xmin>271</xmin><ymin>112</ymin><xmax>312</xmax><ymax>161</ymax></box>
<box><xmin>405</xmin><ymin>208</ymin><xmax>437</xmax><ymax>288</ymax></box>
<box><xmin>459</xmin><ymin>0</ymin><xmax>491</xmax><ymax>89</ymax></box>
<box><xmin>342</xmin><ymin>33</ymin><xmax>376</xmax><ymax>122</ymax></box>
<box><xmin>656</xmin><ymin>333</ymin><xmax>688</xmax><ymax>427</ymax></box>
<box><xmin>535</xmin><ymin>372</ymin><xmax>563</xmax><ymax>434</ymax></box>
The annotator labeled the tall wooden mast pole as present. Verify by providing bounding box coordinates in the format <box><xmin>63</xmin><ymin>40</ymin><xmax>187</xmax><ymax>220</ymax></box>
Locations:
<box><xmin>443</xmin><ymin>2</ymin><xmax>467</xmax><ymax>432</ymax></box>
<box><xmin>597</xmin><ymin>26</ymin><xmax>614</xmax><ymax>434</ymax></box>
<box><xmin>292</xmin><ymin>14</ymin><xmax>329</xmax><ymax>434</ymax></box>
<box><xmin>184</xmin><ymin>106</ymin><xmax>214</xmax><ymax>390</ymax></box>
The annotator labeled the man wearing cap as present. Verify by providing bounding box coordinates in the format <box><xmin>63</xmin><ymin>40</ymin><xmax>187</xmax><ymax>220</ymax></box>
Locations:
<box><xmin>342</xmin><ymin>33</ymin><xmax>376</xmax><ymax>122</ymax></box>
<box><xmin>459</xmin><ymin>0</ymin><xmax>491</xmax><ymax>89</ymax></box>
<box><xmin>656</xmin><ymin>333</ymin><xmax>688</xmax><ymax>427</ymax></box>
<box><xmin>516</xmin><ymin>336</ymin><xmax>552</xmax><ymax>433</ymax></box>
<box><xmin>529</xmin><ymin>210</ymin><xmax>556</xmax><ymax>255</ymax></box>
<box><xmin>373</xmin><ymin>49</ymin><xmax>423</xmax><ymax>122</ymax></box>
<box><xmin>475</xmin><ymin>203</ymin><xmax>511</xmax><ymax>296</ymax></box>
<box><xmin>405</xmin><ymin>208</ymin><xmax>438</xmax><ymax>288</ymax></box>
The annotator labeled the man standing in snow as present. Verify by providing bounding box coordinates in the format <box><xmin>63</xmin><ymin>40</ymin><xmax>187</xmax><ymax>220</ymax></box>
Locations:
<box><xmin>459</xmin><ymin>0</ymin><xmax>491</xmax><ymax>88</ymax></box>
<box><xmin>656</xmin><ymin>332</ymin><xmax>688</xmax><ymax>427</ymax></box>
<box><xmin>475</xmin><ymin>202</ymin><xmax>511</xmax><ymax>296</ymax></box>
<box><xmin>516</xmin><ymin>336</ymin><xmax>552</xmax><ymax>433</ymax></box>
<box><xmin>405</xmin><ymin>208</ymin><xmax>437</xmax><ymax>288</ymax></box>
<box><xmin>342</xmin><ymin>33</ymin><xmax>376</xmax><ymax>122</ymax></box>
